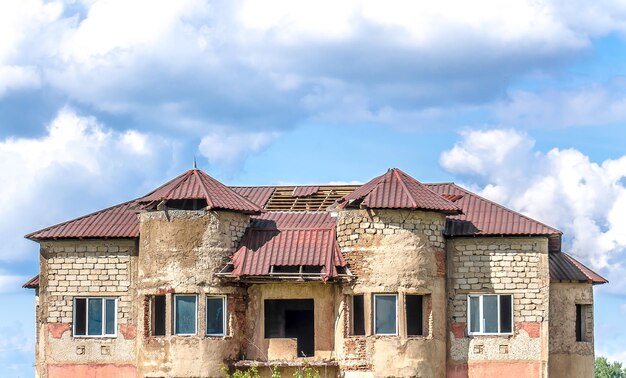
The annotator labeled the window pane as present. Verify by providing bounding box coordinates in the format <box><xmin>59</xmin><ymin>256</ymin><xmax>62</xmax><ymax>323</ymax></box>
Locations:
<box><xmin>352</xmin><ymin>295</ymin><xmax>365</xmax><ymax>336</ymax></box>
<box><xmin>499</xmin><ymin>295</ymin><xmax>512</xmax><ymax>333</ymax></box>
<box><xmin>406</xmin><ymin>295</ymin><xmax>423</xmax><ymax>336</ymax></box>
<box><xmin>483</xmin><ymin>295</ymin><xmax>498</xmax><ymax>333</ymax></box>
<box><xmin>105</xmin><ymin>299</ymin><xmax>116</xmax><ymax>335</ymax></box>
<box><xmin>207</xmin><ymin>297</ymin><xmax>225</xmax><ymax>335</ymax></box>
<box><xmin>74</xmin><ymin>298</ymin><xmax>86</xmax><ymax>336</ymax></box>
<box><xmin>469</xmin><ymin>296</ymin><xmax>480</xmax><ymax>333</ymax></box>
<box><xmin>87</xmin><ymin>298</ymin><xmax>103</xmax><ymax>336</ymax></box>
<box><xmin>374</xmin><ymin>295</ymin><xmax>396</xmax><ymax>335</ymax></box>
<box><xmin>175</xmin><ymin>296</ymin><xmax>196</xmax><ymax>334</ymax></box>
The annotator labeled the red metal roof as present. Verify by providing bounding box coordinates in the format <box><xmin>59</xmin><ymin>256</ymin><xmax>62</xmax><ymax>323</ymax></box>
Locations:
<box><xmin>292</xmin><ymin>186</ymin><xmax>319</xmax><ymax>197</ymax></box>
<box><xmin>338</xmin><ymin>168</ymin><xmax>461</xmax><ymax>213</ymax></box>
<box><xmin>231</xmin><ymin>212</ymin><xmax>346</xmax><ymax>279</ymax></box>
<box><xmin>426</xmin><ymin>183</ymin><xmax>561</xmax><ymax>236</ymax></box>
<box><xmin>25</xmin><ymin>201</ymin><xmax>139</xmax><ymax>240</ymax></box>
<box><xmin>549</xmin><ymin>252</ymin><xmax>607</xmax><ymax>284</ymax></box>
<box><xmin>230</xmin><ymin>186</ymin><xmax>275</xmax><ymax>208</ymax></box>
<box><xmin>22</xmin><ymin>274</ymin><xmax>40</xmax><ymax>289</ymax></box>
<box><xmin>138</xmin><ymin>169</ymin><xmax>263</xmax><ymax>213</ymax></box>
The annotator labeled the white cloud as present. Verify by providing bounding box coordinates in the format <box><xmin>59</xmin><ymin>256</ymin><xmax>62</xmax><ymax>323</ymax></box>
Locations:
<box><xmin>0</xmin><ymin>273</ymin><xmax>30</xmax><ymax>294</ymax></box>
<box><xmin>198</xmin><ymin>130</ymin><xmax>280</xmax><ymax>169</ymax></box>
<box><xmin>440</xmin><ymin>129</ymin><xmax>626</xmax><ymax>291</ymax></box>
<box><xmin>0</xmin><ymin>107</ymin><xmax>173</xmax><ymax>262</ymax></box>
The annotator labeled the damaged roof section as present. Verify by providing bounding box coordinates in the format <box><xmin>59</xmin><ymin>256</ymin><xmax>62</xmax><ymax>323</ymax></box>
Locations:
<box><xmin>228</xmin><ymin>212</ymin><xmax>348</xmax><ymax>281</ymax></box>
<box><xmin>137</xmin><ymin>169</ymin><xmax>263</xmax><ymax>214</ymax></box>
<box><xmin>338</xmin><ymin>168</ymin><xmax>462</xmax><ymax>214</ymax></box>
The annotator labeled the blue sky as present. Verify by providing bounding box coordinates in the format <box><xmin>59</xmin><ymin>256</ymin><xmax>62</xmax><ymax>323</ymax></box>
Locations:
<box><xmin>2</xmin><ymin>0</ymin><xmax>626</xmax><ymax>376</ymax></box>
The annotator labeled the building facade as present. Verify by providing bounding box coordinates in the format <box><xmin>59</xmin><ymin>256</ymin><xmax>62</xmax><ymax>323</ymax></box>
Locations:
<box><xmin>23</xmin><ymin>168</ymin><xmax>606</xmax><ymax>377</ymax></box>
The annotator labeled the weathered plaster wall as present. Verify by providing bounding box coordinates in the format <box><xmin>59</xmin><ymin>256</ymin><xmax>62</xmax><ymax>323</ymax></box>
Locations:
<box><xmin>335</xmin><ymin>209</ymin><xmax>447</xmax><ymax>377</ymax></box>
<box><xmin>548</xmin><ymin>282</ymin><xmax>594</xmax><ymax>378</ymax></box>
<box><xmin>136</xmin><ymin>210</ymin><xmax>249</xmax><ymax>377</ymax></box>
<box><xmin>244</xmin><ymin>283</ymin><xmax>337</xmax><ymax>362</ymax></box>
<box><xmin>38</xmin><ymin>239</ymin><xmax>138</xmax><ymax>378</ymax></box>
<box><xmin>446</xmin><ymin>237</ymin><xmax>550</xmax><ymax>378</ymax></box>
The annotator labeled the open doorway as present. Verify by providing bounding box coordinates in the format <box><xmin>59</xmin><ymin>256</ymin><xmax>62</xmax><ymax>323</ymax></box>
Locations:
<box><xmin>264</xmin><ymin>299</ymin><xmax>315</xmax><ymax>357</ymax></box>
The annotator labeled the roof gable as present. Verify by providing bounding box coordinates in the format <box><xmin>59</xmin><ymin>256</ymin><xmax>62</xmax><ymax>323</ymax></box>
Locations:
<box><xmin>137</xmin><ymin>169</ymin><xmax>263</xmax><ymax>213</ymax></box>
<box><xmin>338</xmin><ymin>168</ymin><xmax>461</xmax><ymax>213</ymax></box>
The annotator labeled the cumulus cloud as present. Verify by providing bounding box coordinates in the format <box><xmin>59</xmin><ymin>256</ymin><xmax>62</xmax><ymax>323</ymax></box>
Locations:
<box><xmin>2</xmin><ymin>0</ymin><xmax>626</xmax><ymax>141</ymax></box>
<box><xmin>0</xmin><ymin>107</ymin><xmax>173</xmax><ymax>262</ymax></box>
<box><xmin>440</xmin><ymin>129</ymin><xmax>626</xmax><ymax>291</ymax></box>
<box><xmin>198</xmin><ymin>130</ymin><xmax>279</xmax><ymax>170</ymax></box>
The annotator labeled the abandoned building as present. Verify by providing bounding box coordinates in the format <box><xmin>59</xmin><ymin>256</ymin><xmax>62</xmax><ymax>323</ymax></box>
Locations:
<box><xmin>22</xmin><ymin>167</ymin><xmax>607</xmax><ymax>378</ymax></box>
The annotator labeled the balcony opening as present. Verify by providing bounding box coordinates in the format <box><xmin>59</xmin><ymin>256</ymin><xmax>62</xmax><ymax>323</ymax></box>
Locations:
<box><xmin>264</xmin><ymin>299</ymin><xmax>315</xmax><ymax>357</ymax></box>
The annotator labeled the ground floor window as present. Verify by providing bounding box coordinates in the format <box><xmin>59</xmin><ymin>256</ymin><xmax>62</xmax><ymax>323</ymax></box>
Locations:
<box><xmin>207</xmin><ymin>295</ymin><xmax>227</xmax><ymax>336</ymax></box>
<box><xmin>468</xmin><ymin>294</ymin><xmax>513</xmax><ymax>335</ymax></box>
<box><xmin>73</xmin><ymin>297</ymin><xmax>116</xmax><ymax>337</ymax></box>
<box><xmin>264</xmin><ymin>299</ymin><xmax>315</xmax><ymax>357</ymax></box>
<box><xmin>374</xmin><ymin>294</ymin><xmax>397</xmax><ymax>335</ymax></box>
<box><xmin>174</xmin><ymin>295</ymin><xmax>197</xmax><ymax>335</ymax></box>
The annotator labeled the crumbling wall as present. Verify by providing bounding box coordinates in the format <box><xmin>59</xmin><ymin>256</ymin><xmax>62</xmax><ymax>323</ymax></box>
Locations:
<box><xmin>548</xmin><ymin>282</ymin><xmax>594</xmax><ymax>378</ymax></box>
<box><xmin>335</xmin><ymin>209</ymin><xmax>447</xmax><ymax>377</ymax></box>
<box><xmin>38</xmin><ymin>239</ymin><xmax>138</xmax><ymax>378</ymax></box>
<box><xmin>446</xmin><ymin>237</ymin><xmax>550</xmax><ymax>378</ymax></box>
<box><xmin>136</xmin><ymin>210</ymin><xmax>249</xmax><ymax>377</ymax></box>
<box><xmin>244</xmin><ymin>283</ymin><xmax>337</xmax><ymax>362</ymax></box>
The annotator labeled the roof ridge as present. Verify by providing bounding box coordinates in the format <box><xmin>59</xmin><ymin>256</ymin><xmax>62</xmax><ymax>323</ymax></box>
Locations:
<box><xmin>448</xmin><ymin>183</ymin><xmax>561</xmax><ymax>235</ymax></box>
<box><xmin>392</xmin><ymin>169</ymin><xmax>419</xmax><ymax>208</ymax></box>
<box><xmin>25</xmin><ymin>200</ymin><xmax>136</xmax><ymax>240</ymax></box>
<box><xmin>195</xmin><ymin>170</ymin><xmax>216</xmax><ymax>209</ymax></box>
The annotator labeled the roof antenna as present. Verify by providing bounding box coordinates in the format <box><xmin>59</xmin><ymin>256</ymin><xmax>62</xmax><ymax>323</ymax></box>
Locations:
<box><xmin>193</xmin><ymin>155</ymin><xmax>197</xmax><ymax>169</ymax></box>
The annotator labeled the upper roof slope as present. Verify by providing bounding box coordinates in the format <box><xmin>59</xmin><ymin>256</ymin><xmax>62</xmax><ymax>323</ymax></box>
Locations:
<box><xmin>25</xmin><ymin>169</ymin><xmax>560</xmax><ymax>240</ymax></box>
<box><xmin>337</xmin><ymin>168</ymin><xmax>461</xmax><ymax>214</ymax></box>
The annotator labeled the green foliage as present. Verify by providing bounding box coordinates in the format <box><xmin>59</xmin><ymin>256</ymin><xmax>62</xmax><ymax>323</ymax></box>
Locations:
<box><xmin>222</xmin><ymin>364</ymin><xmax>261</xmax><ymax>378</ymax></box>
<box><xmin>271</xmin><ymin>365</ymin><xmax>281</xmax><ymax>378</ymax></box>
<box><xmin>596</xmin><ymin>357</ymin><xmax>626</xmax><ymax>378</ymax></box>
<box><xmin>292</xmin><ymin>361</ymin><xmax>320</xmax><ymax>378</ymax></box>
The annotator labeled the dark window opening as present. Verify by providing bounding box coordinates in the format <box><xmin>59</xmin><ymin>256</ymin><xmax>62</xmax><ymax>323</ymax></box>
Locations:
<box><xmin>264</xmin><ymin>299</ymin><xmax>315</xmax><ymax>357</ymax></box>
<box><xmin>74</xmin><ymin>298</ymin><xmax>87</xmax><ymax>336</ymax></box>
<box><xmin>272</xmin><ymin>266</ymin><xmax>300</xmax><ymax>274</ymax></box>
<box><xmin>576</xmin><ymin>304</ymin><xmax>588</xmax><ymax>342</ymax></box>
<box><xmin>351</xmin><ymin>295</ymin><xmax>365</xmax><ymax>336</ymax></box>
<box><xmin>302</xmin><ymin>266</ymin><xmax>323</xmax><ymax>274</ymax></box>
<box><xmin>165</xmin><ymin>198</ymin><xmax>208</xmax><ymax>210</ymax></box>
<box><xmin>152</xmin><ymin>295</ymin><xmax>166</xmax><ymax>336</ymax></box>
<box><xmin>500</xmin><ymin>295</ymin><xmax>512</xmax><ymax>333</ymax></box>
<box><xmin>406</xmin><ymin>295</ymin><xmax>423</xmax><ymax>336</ymax></box>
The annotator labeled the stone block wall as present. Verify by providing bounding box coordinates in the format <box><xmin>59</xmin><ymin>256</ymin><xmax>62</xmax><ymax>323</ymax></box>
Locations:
<box><xmin>37</xmin><ymin>239</ymin><xmax>138</xmax><ymax>377</ymax></box>
<box><xmin>335</xmin><ymin>209</ymin><xmax>447</xmax><ymax>377</ymax></box>
<box><xmin>446</xmin><ymin>237</ymin><xmax>550</xmax><ymax>377</ymax></box>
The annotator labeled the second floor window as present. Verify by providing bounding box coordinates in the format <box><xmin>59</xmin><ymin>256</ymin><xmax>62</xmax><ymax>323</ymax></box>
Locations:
<box><xmin>206</xmin><ymin>296</ymin><xmax>227</xmax><ymax>336</ymax></box>
<box><xmin>374</xmin><ymin>294</ymin><xmax>397</xmax><ymax>335</ymax></box>
<box><xmin>468</xmin><ymin>294</ymin><xmax>513</xmax><ymax>335</ymax></box>
<box><xmin>74</xmin><ymin>297</ymin><xmax>116</xmax><ymax>337</ymax></box>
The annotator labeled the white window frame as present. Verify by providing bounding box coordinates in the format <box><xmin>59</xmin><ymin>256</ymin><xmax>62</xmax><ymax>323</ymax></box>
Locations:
<box><xmin>467</xmin><ymin>294</ymin><xmax>513</xmax><ymax>336</ymax></box>
<box><xmin>173</xmin><ymin>294</ymin><xmax>198</xmax><ymax>336</ymax></box>
<box><xmin>73</xmin><ymin>297</ymin><xmax>118</xmax><ymax>338</ymax></box>
<box><xmin>373</xmin><ymin>294</ymin><xmax>398</xmax><ymax>336</ymax></box>
<box><xmin>206</xmin><ymin>295</ymin><xmax>227</xmax><ymax>336</ymax></box>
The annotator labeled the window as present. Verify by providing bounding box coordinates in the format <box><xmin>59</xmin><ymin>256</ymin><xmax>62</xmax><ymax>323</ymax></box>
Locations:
<box><xmin>174</xmin><ymin>295</ymin><xmax>197</xmax><ymax>335</ymax></box>
<box><xmin>374</xmin><ymin>294</ymin><xmax>397</xmax><ymax>335</ymax></box>
<box><xmin>351</xmin><ymin>295</ymin><xmax>365</xmax><ymax>336</ymax></box>
<box><xmin>406</xmin><ymin>294</ymin><xmax>424</xmax><ymax>336</ymax></box>
<box><xmin>74</xmin><ymin>297</ymin><xmax>116</xmax><ymax>337</ymax></box>
<box><xmin>576</xmin><ymin>304</ymin><xmax>591</xmax><ymax>342</ymax></box>
<box><xmin>151</xmin><ymin>295</ymin><xmax>166</xmax><ymax>336</ymax></box>
<box><xmin>468</xmin><ymin>294</ymin><xmax>512</xmax><ymax>335</ymax></box>
<box><xmin>207</xmin><ymin>296</ymin><xmax>227</xmax><ymax>336</ymax></box>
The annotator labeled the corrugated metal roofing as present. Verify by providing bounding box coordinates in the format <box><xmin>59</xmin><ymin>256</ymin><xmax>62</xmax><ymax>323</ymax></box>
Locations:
<box><xmin>25</xmin><ymin>201</ymin><xmax>139</xmax><ymax>240</ymax></box>
<box><xmin>292</xmin><ymin>186</ymin><xmax>319</xmax><ymax>197</ymax></box>
<box><xmin>231</xmin><ymin>186</ymin><xmax>275</xmax><ymax>208</ymax></box>
<box><xmin>338</xmin><ymin>168</ymin><xmax>461</xmax><ymax>213</ymax></box>
<box><xmin>426</xmin><ymin>183</ymin><xmax>561</xmax><ymax>236</ymax></box>
<box><xmin>22</xmin><ymin>274</ymin><xmax>40</xmax><ymax>289</ymax></box>
<box><xmin>138</xmin><ymin>169</ymin><xmax>263</xmax><ymax>213</ymax></box>
<box><xmin>549</xmin><ymin>252</ymin><xmax>607</xmax><ymax>284</ymax></box>
<box><xmin>231</xmin><ymin>212</ymin><xmax>346</xmax><ymax>279</ymax></box>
